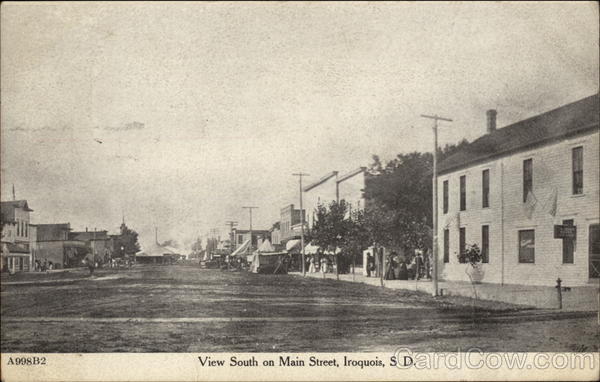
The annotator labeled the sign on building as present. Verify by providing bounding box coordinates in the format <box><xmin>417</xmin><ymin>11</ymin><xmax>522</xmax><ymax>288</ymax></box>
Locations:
<box><xmin>553</xmin><ymin>225</ymin><xmax>577</xmax><ymax>239</ymax></box>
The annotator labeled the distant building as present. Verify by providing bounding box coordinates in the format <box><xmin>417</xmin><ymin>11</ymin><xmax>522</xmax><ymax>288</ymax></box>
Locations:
<box><xmin>1</xmin><ymin>200</ymin><xmax>35</xmax><ymax>272</ymax></box>
<box><xmin>69</xmin><ymin>229</ymin><xmax>114</xmax><ymax>262</ymax></box>
<box><xmin>231</xmin><ymin>228</ymin><xmax>270</xmax><ymax>251</ymax></box>
<box><xmin>279</xmin><ymin>204</ymin><xmax>306</xmax><ymax>243</ymax></box>
<box><xmin>437</xmin><ymin>94</ymin><xmax>599</xmax><ymax>286</ymax></box>
<box><xmin>36</xmin><ymin>223</ymin><xmax>86</xmax><ymax>268</ymax></box>
<box><xmin>270</xmin><ymin>222</ymin><xmax>281</xmax><ymax>246</ymax></box>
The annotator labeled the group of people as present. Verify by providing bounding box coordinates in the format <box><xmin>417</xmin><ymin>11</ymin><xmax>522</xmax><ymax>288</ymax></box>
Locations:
<box><xmin>306</xmin><ymin>253</ymin><xmax>335</xmax><ymax>274</ymax></box>
<box><xmin>33</xmin><ymin>259</ymin><xmax>53</xmax><ymax>272</ymax></box>
<box><xmin>365</xmin><ymin>250</ymin><xmax>431</xmax><ymax>280</ymax></box>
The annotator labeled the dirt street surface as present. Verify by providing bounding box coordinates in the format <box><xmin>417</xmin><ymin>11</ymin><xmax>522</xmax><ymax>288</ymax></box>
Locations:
<box><xmin>1</xmin><ymin>265</ymin><xmax>598</xmax><ymax>352</ymax></box>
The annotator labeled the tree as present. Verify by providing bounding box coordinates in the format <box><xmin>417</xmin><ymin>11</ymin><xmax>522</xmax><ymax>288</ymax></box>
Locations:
<box><xmin>114</xmin><ymin>223</ymin><xmax>141</xmax><ymax>257</ymax></box>
<box><xmin>364</xmin><ymin>152</ymin><xmax>433</xmax><ymax>252</ymax></box>
<box><xmin>341</xmin><ymin>208</ymin><xmax>371</xmax><ymax>280</ymax></box>
<box><xmin>311</xmin><ymin>200</ymin><xmax>350</xmax><ymax>280</ymax></box>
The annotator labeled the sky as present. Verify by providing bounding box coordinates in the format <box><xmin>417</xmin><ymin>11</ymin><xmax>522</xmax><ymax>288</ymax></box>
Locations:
<box><xmin>1</xmin><ymin>2</ymin><xmax>598</xmax><ymax>250</ymax></box>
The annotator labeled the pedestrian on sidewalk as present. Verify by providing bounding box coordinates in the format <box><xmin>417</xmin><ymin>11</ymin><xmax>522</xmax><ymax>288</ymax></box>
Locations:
<box><xmin>366</xmin><ymin>252</ymin><xmax>373</xmax><ymax>277</ymax></box>
<box><xmin>321</xmin><ymin>256</ymin><xmax>328</xmax><ymax>273</ymax></box>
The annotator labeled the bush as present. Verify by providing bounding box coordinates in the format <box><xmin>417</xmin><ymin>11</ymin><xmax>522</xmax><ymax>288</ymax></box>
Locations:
<box><xmin>457</xmin><ymin>243</ymin><xmax>482</xmax><ymax>266</ymax></box>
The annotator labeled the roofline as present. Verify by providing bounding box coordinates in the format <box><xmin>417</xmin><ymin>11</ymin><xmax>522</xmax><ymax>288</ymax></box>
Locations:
<box><xmin>304</xmin><ymin>171</ymin><xmax>338</xmax><ymax>192</ymax></box>
<box><xmin>438</xmin><ymin>123</ymin><xmax>599</xmax><ymax>175</ymax></box>
<box><xmin>337</xmin><ymin>167</ymin><xmax>366</xmax><ymax>184</ymax></box>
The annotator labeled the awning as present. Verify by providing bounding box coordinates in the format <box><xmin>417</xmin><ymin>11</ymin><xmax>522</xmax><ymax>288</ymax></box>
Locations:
<box><xmin>230</xmin><ymin>239</ymin><xmax>251</xmax><ymax>257</ymax></box>
<box><xmin>257</xmin><ymin>239</ymin><xmax>275</xmax><ymax>253</ymax></box>
<box><xmin>304</xmin><ymin>242</ymin><xmax>320</xmax><ymax>255</ymax></box>
<box><xmin>285</xmin><ymin>239</ymin><xmax>301</xmax><ymax>252</ymax></box>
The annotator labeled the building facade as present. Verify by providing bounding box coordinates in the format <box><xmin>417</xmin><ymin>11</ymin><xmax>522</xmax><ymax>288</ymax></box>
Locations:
<box><xmin>231</xmin><ymin>229</ymin><xmax>270</xmax><ymax>251</ymax></box>
<box><xmin>1</xmin><ymin>200</ymin><xmax>35</xmax><ymax>273</ymax></box>
<box><xmin>437</xmin><ymin>94</ymin><xmax>599</xmax><ymax>286</ymax></box>
<box><xmin>279</xmin><ymin>204</ymin><xmax>306</xmax><ymax>242</ymax></box>
<box><xmin>69</xmin><ymin>229</ymin><xmax>114</xmax><ymax>262</ymax></box>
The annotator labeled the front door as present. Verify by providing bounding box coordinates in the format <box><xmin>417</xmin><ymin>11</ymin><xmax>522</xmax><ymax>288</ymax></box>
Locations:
<box><xmin>589</xmin><ymin>224</ymin><xmax>600</xmax><ymax>278</ymax></box>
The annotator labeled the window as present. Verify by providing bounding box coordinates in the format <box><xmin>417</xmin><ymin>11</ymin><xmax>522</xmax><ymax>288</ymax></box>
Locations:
<box><xmin>443</xmin><ymin>229</ymin><xmax>449</xmax><ymax>263</ymax></box>
<box><xmin>572</xmin><ymin>146</ymin><xmax>583</xmax><ymax>194</ymax></box>
<box><xmin>482</xmin><ymin>169</ymin><xmax>490</xmax><ymax>208</ymax></box>
<box><xmin>16</xmin><ymin>220</ymin><xmax>20</xmax><ymax>236</ymax></box>
<box><xmin>443</xmin><ymin>180</ymin><xmax>449</xmax><ymax>214</ymax></box>
<box><xmin>523</xmin><ymin>159</ymin><xmax>533</xmax><ymax>202</ymax></box>
<box><xmin>481</xmin><ymin>225</ymin><xmax>489</xmax><ymax>263</ymax></box>
<box><xmin>238</xmin><ymin>235</ymin><xmax>243</xmax><ymax>244</ymax></box>
<box><xmin>562</xmin><ymin>219</ymin><xmax>575</xmax><ymax>264</ymax></box>
<box><xmin>459</xmin><ymin>175</ymin><xmax>466</xmax><ymax>211</ymax></box>
<box><xmin>459</xmin><ymin>227</ymin><xmax>466</xmax><ymax>263</ymax></box>
<box><xmin>518</xmin><ymin>230</ymin><xmax>535</xmax><ymax>263</ymax></box>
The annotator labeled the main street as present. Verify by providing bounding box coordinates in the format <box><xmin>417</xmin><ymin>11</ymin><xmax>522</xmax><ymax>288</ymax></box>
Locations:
<box><xmin>1</xmin><ymin>265</ymin><xmax>597</xmax><ymax>353</ymax></box>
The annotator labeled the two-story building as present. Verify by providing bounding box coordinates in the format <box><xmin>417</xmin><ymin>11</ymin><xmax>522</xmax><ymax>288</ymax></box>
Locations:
<box><xmin>1</xmin><ymin>200</ymin><xmax>35</xmax><ymax>273</ymax></box>
<box><xmin>69</xmin><ymin>229</ymin><xmax>114</xmax><ymax>263</ymax></box>
<box><xmin>437</xmin><ymin>94</ymin><xmax>599</xmax><ymax>287</ymax></box>
<box><xmin>231</xmin><ymin>228</ymin><xmax>270</xmax><ymax>252</ymax></box>
<box><xmin>36</xmin><ymin>223</ymin><xmax>88</xmax><ymax>268</ymax></box>
<box><xmin>279</xmin><ymin>204</ymin><xmax>306</xmax><ymax>246</ymax></box>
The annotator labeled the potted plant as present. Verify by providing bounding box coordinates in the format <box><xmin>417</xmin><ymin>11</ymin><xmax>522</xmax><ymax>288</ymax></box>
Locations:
<box><xmin>457</xmin><ymin>243</ymin><xmax>484</xmax><ymax>284</ymax></box>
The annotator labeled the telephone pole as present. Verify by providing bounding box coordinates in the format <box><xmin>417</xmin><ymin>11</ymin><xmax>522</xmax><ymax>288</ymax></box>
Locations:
<box><xmin>292</xmin><ymin>172</ymin><xmax>309</xmax><ymax>276</ymax></box>
<box><xmin>242</xmin><ymin>207</ymin><xmax>258</xmax><ymax>256</ymax></box>
<box><xmin>225</xmin><ymin>221</ymin><xmax>238</xmax><ymax>252</ymax></box>
<box><xmin>420</xmin><ymin>114</ymin><xmax>453</xmax><ymax>297</ymax></box>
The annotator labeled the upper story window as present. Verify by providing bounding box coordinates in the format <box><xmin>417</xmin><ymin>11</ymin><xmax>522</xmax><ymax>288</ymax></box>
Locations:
<box><xmin>572</xmin><ymin>146</ymin><xmax>583</xmax><ymax>194</ymax></box>
<box><xmin>523</xmin><ymin>159</ymin><xmax>533</xmax><ymax>202</ymax></box>
<box><xmin>16</xmin><ymin>220</ymin><xmax>20</xmax><ymax>236</ymax></box>
<box><xmin>459</xmin><ymin>175</ymin><xmax>466</xmax><ymax>211</ymax></box>
<box><xmin>443</xmin><ymin>180</ymin><xmax>449</xmax><ymax>214</ymax></box>
<box><xmin>482</xmin><ymin>169</ymin><xmax>490</xmax><ymax>208</ymax></box>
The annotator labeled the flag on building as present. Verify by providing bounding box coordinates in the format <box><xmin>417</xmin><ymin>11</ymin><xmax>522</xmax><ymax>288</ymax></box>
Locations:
<box><xmin>543</xmin><ymin>188</ymin><xmax>558</xmax><ymax>217</ymax></box>
<box><xmin>523</xmin><ymin>190</ymin><xmax>538</xmax><ymax>219</ymax></box>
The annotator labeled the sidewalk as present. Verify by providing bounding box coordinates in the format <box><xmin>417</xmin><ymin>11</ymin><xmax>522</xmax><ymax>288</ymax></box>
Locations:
<box><xmin>290</xmin><ymin>270</ymin><xmax>599</xmax><ymax>312</ymax></box>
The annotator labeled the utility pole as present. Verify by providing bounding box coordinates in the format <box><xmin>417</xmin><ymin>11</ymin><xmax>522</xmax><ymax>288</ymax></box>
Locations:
<box><xmin>242</xmin><ymin>207</ymin><xmax>258</xmax><ymax>256</ymax></box>
<box><xmin>292</xmin><ymin>172</ymin><xmax>309</xmax><ymax>276</ymax></box>
<box><xmin>225</xmin><ymin>221</ymin><xmax>238</xmax><ymax>252</ymax></box>
<box><xmin>420</xmin><ymin>114</ymin><xmax>453</xmax><ymax>297</ymax></box>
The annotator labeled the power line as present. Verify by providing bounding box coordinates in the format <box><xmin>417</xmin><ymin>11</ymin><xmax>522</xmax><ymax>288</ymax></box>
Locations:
<box><xmin>292</xmin><ymin>173</ymin><xmax>309</xmax><ymax>277</ymax></box>
<box><xmin>242</xmin><ymin>207</ymin><xmax>258</xmax><ymax>256</ymax></box>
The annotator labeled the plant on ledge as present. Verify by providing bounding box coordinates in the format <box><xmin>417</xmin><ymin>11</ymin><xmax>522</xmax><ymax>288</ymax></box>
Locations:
<box><xmin>457</xmin><ymin>243</ymin><xmax>483</xmax><ymax>267</ymax></box>
<box><xmin>457</xmin><ymin>243</ymin><xmax>485</xmax><ymax>300</ymax></box>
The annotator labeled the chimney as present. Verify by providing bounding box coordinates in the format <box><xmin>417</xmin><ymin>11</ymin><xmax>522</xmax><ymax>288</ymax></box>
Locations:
<box><xmin>486</xmin><ymin>109</ymin><xmax>497</xmax><ymax>133</ymax></box>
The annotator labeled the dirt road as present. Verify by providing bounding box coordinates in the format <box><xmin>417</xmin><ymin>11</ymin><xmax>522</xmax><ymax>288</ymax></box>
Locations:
<box><xmin>1</xmin><ymin>265</ymin><xmax>598</xmax><ymax>352</ymax></box>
